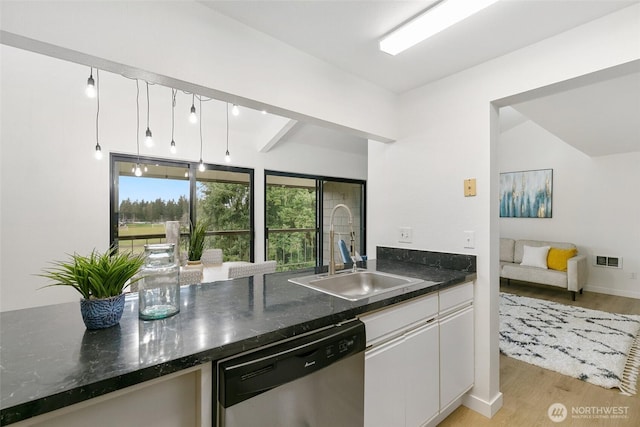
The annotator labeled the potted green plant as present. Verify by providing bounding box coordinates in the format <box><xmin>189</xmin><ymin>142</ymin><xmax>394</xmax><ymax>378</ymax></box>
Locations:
<box><xmin>39</xmin><ymin>248</ymin><xmax>145</xmax><ymax>329</ymax></box>
<box><xmin>187</xmin><ymin>221</ymin><xmax>207</xmax><ymax>265</ymax></box>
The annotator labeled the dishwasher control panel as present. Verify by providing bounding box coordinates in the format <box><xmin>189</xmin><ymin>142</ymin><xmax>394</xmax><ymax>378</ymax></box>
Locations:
<box><xmin>218</xmin><ymin>320</ymin><xmax>365</xmax><ymax>408</ymax></box>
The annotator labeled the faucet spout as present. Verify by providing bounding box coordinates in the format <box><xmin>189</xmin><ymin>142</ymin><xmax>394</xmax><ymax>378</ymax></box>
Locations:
<box><xmin>329</xmin><ymin>204</ymin><xmax>355</xmax><ymax>275</ymax></box>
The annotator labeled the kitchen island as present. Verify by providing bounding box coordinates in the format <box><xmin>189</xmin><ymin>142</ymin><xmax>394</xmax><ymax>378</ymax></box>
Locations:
<box><xmin>0</xmin><ymin>248</ymin><xmax>476</xmax><ymax>426</ymax></box>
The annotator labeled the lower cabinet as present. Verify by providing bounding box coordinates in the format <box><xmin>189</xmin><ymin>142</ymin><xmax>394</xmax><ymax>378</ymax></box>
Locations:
<box><xmin>362</xmin><ymin>281</ymin><xmax>474</xmax><ymax>427</ymax></box>
<box><xmin>364</xmin><ymin>321</ymin><xmax>439</xmax><ymax>427</ymax></box>
<box><xmin>439</xmin><ymin>305</ymin><xmax>474</xmax><ymax>410</ymax></box>
<box><xmin>404</xmin><ymin>322</ymin><xmax>440</xmax><ymax>426</ymax></box>
<box><xmin>361</xmin><ymin>292</ymin><xmax>440</xmax><ymax>427</ymax></box>
<box><xmin>439</xmin><ymin>282</ymin><xmax>474</xmax><ymax>411</ymax></box>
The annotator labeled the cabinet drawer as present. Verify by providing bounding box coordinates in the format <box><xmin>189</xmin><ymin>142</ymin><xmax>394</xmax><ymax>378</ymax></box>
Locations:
<box><xmin>360</xmin><ymin>293</ymin><xmax>438</xmax><ymax>345</ymax></box>
<box><xmin>439</xmin><ymin>281</ymin><xmax>473</xmax><ymax>313</ymax></box>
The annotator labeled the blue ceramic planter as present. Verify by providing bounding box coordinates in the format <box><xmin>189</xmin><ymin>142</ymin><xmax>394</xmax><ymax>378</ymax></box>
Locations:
<box><xmin>80</xmin><ymin>294</ymin><xmax>126</xmax><ymax>330</ymax></box>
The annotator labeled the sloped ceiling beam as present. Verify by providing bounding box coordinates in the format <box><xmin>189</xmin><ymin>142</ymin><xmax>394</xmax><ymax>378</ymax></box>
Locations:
<box><xmin>259</xmin><ymin>119</ymin><xmax>299</xmax><ymax>153</ymax></box>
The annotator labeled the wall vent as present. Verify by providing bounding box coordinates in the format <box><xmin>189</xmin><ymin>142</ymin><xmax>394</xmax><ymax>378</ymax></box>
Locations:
<box><xmin>594</xmin><ymin>255</ymin><xmax>622</xmax><ymax>269</ymax></box>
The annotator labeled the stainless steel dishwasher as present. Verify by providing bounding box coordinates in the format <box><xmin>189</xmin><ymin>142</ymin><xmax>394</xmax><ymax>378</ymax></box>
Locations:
<box><xmin>216</xmin><ymin>320</ymin><xmax>365</xmax><ymax>427</ymax></box>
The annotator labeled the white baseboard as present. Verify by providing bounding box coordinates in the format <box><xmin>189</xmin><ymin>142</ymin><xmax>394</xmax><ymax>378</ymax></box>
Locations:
<box><xmin>462</xmin><ymin>391</ymin><xmax>504</xmax><ymax>418</ymax></box>
<box><xmin>425</xmin><ymin>395</ymin><xmax>464</xmax><ymax>427</ymax></box>
<box><xmin>584</xmin><ymin>285</ymin><xmax>640</xmax><ymax>300</ymax></box>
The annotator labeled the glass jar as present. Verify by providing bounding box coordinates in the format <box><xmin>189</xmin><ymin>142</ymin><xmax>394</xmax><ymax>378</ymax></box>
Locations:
<box><xmin>139</xmin><ymin>243</ymin><xmax>180</xmax><ymax>320</ymax></box>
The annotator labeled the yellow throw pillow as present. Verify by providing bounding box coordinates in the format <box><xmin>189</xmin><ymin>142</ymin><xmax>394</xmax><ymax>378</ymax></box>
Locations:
<box><xmin>547</xmin><ymin>247</ymin><xmax>577</xmax><ymax>271</ymax></box>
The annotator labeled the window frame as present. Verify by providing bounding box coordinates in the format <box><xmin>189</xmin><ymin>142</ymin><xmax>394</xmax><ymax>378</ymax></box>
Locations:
<box><xmin>110</xmin><ymin>153</ymin><xmax>255</xmax><ymax>261</ymax></box>
<box><xmin>264</xmin><ymin>170</ymin><xmax>366</xmax><ymax>269</ymax></box>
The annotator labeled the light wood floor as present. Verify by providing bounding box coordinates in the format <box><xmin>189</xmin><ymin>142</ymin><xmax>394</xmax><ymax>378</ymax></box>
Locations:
<box><xmin>439</xmin><ymin>280</ymin><xmax>640</xmax><ymax>427</ymax></box>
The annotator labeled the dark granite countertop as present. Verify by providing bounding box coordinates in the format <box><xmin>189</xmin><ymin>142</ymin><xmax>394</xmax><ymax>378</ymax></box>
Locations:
<box><xmin>0</xmin><ymin>257</ymin><xmax>475</xmax><ymax>425</ymax></box>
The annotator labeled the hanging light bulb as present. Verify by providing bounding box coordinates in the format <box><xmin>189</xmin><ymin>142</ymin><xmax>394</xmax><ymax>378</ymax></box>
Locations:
<box><xmin>145</xmin><ymin>128</ymin><xmax>153</xmax><ymax>147</ymax></box>
<box><xmin>184</xmin><ymin>170</ymin><xmax>189</xmax><ymax>178</ymax></box>
<box><xmin>94</xmin><ymin>143</ymin><xmax>103</xmax><ymax>160</ymax></box>
<box><xmin>231</xmin><ymin>104</ymin><xmax>239</xmax><ymax>116</ymax></box>
<box><xmin>86</xmin><ymin>67</ymin><xmax>96</xmax><ymax>98</ymax></box>
<box><xmin>144</xmin><ymin>165</ymin><xmax>148</xmax><ymax>173</ymax></box>
<box><xmin>145</xmin><ymin>82</ymin><xmax>153</xmax><ymax>147</ymax></box>
<box><xmin>131</xmin><ymin>164</ymin><xmax>136</xmax><ymax>173</ymax></box>
<box><xmin>134</xmin><ymin>80</ymin><xmax>143</xmax><ymax>177</ymax></box>
<box><xmin>225</xmin><ymin>102</ymin><xmax>232</xmax><ymax>163</ymax></box>
<box><xmin>198</xmin><ymin>96</ymin><xmax>205</xmax><ymax>170</ymax></box>
<box><xmin>189</xmin><ymin>94</ymin><xmax>198</xmax><ymax>123</ymax></box>
<box><xmin>170</xmin><ymin>89</ymin><xmax>177</xmax><ymax>153</ymax></box>
<box><xmin>93</xmin><ymin>69</ymin><xmax>102</xmax><ymax>160</ymax></box>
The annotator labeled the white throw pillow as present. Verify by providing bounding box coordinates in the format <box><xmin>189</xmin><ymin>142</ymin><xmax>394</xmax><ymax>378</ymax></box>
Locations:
<box><xmin>520</xmin><ymin>245</ymin><xmax>550</xmax><ymax>269</ymax></box>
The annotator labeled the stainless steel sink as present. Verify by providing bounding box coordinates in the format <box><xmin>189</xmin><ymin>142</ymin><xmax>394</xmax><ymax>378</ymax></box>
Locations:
<box><xmin>288</xmin><ymin>270</ymin><xmax>425</xmax><ymax>301</ymax></box>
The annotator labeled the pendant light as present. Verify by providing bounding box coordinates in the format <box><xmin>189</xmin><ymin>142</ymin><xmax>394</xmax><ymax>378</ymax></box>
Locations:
<box><xmin>85</xmin><ymin>67</ymin><xmax>96</xmax><ymax>98</ymax></box>
<box><xmin>189</xmin><ymin>93</ymin><xmax>198</xmax><ymax>124</ymax></box>
<box><xmin>225</xmin><ymin>103</ymin><xmax>231</xmax><ymax>163</ymax></box>
<box><xmin>231</xmin><ymin>104</ymin><xmax>239</xmax><ymax>117</ymax></box>
<box><xmin>170</xmin><ymin>89</ymin><xmax>177</xmax><ymax>154</ymax></box>
<box><xmin>134</xmin><ymin>80</ymin><xmax>142</xmax><ymax>177</ymax></box>
<box><xmin>93</xmin><ymin>69</ymin><xmax>102</xmax><ymax>159</ymax></box>
<box><xmin>198</xmin><ymin>96</ymin><xmax>205</xmax><ymax>172</ymax></box>
<box><xmin>145</xmin><ymin>82</ymin><xmax>153</xmax><ymax>147</ymax></box>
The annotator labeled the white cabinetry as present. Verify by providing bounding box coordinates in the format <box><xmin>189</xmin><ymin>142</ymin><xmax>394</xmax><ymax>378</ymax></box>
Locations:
<box><xmin>439</xmin><ymin>282</ymin><xmax>474</xmax><ymax>413</ymax></box>
<box><xmin>361</xmin><ymin>281</ymin><xmax>474</xmax><ymax>427</ymax></box>
<box><xmin>364</xmin><ymin>333</ymin><xmax>406</xmax><ymax>426</ymax></box>
<box><xmin>404</xmin><ymin>322</ymin><xmax>440</xmax><ymax>426</ymax></box>
<box><xmin>361</xmin><ymin>293</ymin><xmax>439</xmax><ymax>427</ymax></box>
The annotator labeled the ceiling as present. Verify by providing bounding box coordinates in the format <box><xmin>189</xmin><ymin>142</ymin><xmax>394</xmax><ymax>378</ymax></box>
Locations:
<box><xmin>200</xmin><ymin>0</ymin><xmax>637</xmax><ymax>94</ymax></box>
<box><xmin>198</xmin><ymin>0</ymin><xmax>639</xmax><ymax>156</ymax></box>
<box><xmin>506</xmin><ymin>71</ymin><xmax>640</xmax><ymax>157</ymax></box>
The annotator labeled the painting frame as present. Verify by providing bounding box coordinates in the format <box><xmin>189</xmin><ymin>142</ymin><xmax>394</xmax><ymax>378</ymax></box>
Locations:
<box><xmin>499</xmin><ymin>169</ymin><xmax>553</xmax><ymax>218</ymax></box>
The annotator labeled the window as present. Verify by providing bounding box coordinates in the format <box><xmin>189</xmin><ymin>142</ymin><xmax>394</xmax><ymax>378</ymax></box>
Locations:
<box><xmin>196</xmin><ymin>168</ymin><xmax>254</xmax><ymax>262</ymax></box>
<box><xmin>265</xmin><ymin>171</ymin><xmax>365</xmax><ymax>272</ymax></box>
<box><xmin>266</xmin><ymin>175</ymin><xmax>317</xmax><ymax>271</ymax></box>
<box><xmin>111</xmin><ymin>154</ymin><xmax>254</xmax><ymax>262</ymax></box>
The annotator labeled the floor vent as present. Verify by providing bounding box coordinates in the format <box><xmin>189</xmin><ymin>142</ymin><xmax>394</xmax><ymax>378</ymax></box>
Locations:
<box><xmin>594</xmin><ymin>255</ymin><xmax>622</xmax><ymax>269</ymax></box>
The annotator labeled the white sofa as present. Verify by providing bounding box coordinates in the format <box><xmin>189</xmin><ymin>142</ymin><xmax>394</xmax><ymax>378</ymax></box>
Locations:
<box><xmin>500</xmin><ymin>238</ymin><xmax>588</xmax><ymax>300</ymax></box>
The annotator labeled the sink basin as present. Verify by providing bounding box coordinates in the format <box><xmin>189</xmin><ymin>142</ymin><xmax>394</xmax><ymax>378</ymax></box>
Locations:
<box><xmin>289</xmin><ymin>270</ymin><xmax>425</xmax><ymax>301</ymax></box>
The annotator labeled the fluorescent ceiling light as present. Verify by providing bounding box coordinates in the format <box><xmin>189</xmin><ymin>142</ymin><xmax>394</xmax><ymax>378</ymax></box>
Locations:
<box><xmin>379</xmin><ymin>0</ymin><xmax>500</xmax><ymax>56</ymax></box>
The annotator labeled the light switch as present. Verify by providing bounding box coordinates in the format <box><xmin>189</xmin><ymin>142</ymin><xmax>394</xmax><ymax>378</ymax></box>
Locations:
<box><xmin>464</xmin><ymin>179</ymin><xmax>476</xmax><ymax>197</ymax></box>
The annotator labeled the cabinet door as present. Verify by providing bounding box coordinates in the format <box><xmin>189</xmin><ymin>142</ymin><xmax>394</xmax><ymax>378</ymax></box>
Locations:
<box><xmin>404</xmin><ymin>321</ymin><xmax>439</xmax><ymax>427</ymax></box>
<box><xmin>439</xmin><ymin>306</ymin><xmax>474</xmax><ymax>410</ymax></box>
<box><xmin>364</xmin><ymin>335</ymin><xmax>406</xmax><ymax>427</ymax></box>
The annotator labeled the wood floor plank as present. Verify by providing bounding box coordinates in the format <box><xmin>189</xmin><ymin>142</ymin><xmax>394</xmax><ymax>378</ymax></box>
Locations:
<box><xmin>438</xmin><ymin>280</ymin><xmax>640</xmax><ymax>427</ymax></box>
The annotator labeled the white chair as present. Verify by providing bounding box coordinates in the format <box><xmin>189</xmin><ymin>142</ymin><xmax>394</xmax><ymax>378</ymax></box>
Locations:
<box><xmin>201</xmin><ymin>248</ymin><xmax>223</xmax><ymax>266</ymax></box>
<box><xmin>179</xmin><ymin>267</ymin><xmax>203</xmax><ymax>285</ymax></box>
<box><xmin>227</xmin><ymin>261</ymin><xmax>277</xmax><ymax>279</ymax></box>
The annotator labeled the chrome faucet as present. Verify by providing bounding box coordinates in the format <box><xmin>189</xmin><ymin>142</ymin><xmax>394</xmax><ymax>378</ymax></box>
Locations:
<box><xmin>328</xmin><ymin>203</ymin><xmax>356</xmax><ymax>275</ymax></box>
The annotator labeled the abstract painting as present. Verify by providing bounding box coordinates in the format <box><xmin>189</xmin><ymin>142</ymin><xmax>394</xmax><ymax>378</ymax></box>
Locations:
<box><xmin>499</xmin><ymin>169</ymin><xmax>552</xmax><ymax>218</ymax></box>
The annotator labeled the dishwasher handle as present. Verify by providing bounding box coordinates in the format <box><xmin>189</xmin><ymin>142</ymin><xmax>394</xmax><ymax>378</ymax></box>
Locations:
<box><xmin>219</xmin><ymin>320</ymin><xmax>365</xmax><ymax>408</ymax></box>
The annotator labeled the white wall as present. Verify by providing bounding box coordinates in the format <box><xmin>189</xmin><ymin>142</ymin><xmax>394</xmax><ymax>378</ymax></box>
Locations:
<box><xmin>368</xmin><ymin>4</ymin><xmax>640</xmax><ymax>418</ymax></box>
<box><xmin>499</xmin><ymin>119</ymin><xmax>640</xmax><ymax>298</ymax></box>
<box><xmin>0</xmin><ymin>0</ymin><xmax>397</xmax><ymax>142</ymax></box>
<box><xmin>0</xmin><ymin>45</ymin><xmax>367</xmax><ymax>311</ymax></box>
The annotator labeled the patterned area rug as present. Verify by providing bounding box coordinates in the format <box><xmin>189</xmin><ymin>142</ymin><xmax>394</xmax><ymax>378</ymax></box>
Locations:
<box><xmin>499</xmin><ymin>292</ymin><xmax>640</xmax><ymax>394</ymax></box>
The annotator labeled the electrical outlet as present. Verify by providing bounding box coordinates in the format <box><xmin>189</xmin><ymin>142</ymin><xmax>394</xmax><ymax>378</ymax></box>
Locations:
<box><xmin>464</xmin><ymin>231</ymin><xmax>475</xmax><ymax>249</ymax></box>
<box><xmin>399</xmin><ymin>227</ymin><xmax>412</xmax><ymax>243</ymax></box>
